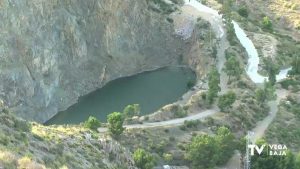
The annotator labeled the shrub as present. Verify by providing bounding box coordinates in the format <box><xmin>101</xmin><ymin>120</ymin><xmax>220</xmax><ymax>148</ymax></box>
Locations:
<box><xmin>238</xmin><ymin>6</ymin><xmax>248</xmax><ymax>17</ymax></box>
<box><xmin>217</xmin><ymin>91</ymin><xmax>236</xmax><ymax>112</ymax></box>
<box><xmin>262</xmin><ymin>16</ymin><xmax>272</xmax><ymax>30</ymax></box>
<box><xmin>84</xmin><ymin>116</ymin><xmax>101</xmax><ymax>131</ymax></box>
<box><xmin>133</xmin><ymin>148</ymin><xmax>155</xmax><ymax>169</ymax></box>
<box><xmin>187</xmin><ymin>79</ymin><xmax>196</xmax><ymax>89</ymax></box>
<box><xmin>171</xmin><ymin>105</ymin><xmax>187</xmax><ymax>118</ymax></box>
<box><xmin>153</xmin><ymin>141</ymin><xmax>167</xmax><ymax>155</ymax></box>
<box><xmin>205</xmin><ymin>117</ymin><xmax>215</xmax><ymax>126</ymax></box>
<box><xmin>186</xmin><ymin>127</ymin><xmax>235</xmax><ymax>168</ymax></box>
<box><xmin>14</xmin><ymin>119</ymin><xmax>31</xmax><ymax>132</ymax></box>
<box><xmin>163</xmin><ymin>153</ymin><xmax>173</xmax><ymax>162</ymax></box>
<box><xmin>107</xmin><ymin>112</ymin><xmax>124</xmax><ymax>136</ymax></box>
<box><xmin>184</xmin><ymin>120</ymin><xmax>200</xmax><ymax>128</ymax></box>
<box><xmin>17</xmin><ymin>156</ymin><xmax>45</xmax><ymax>169</ymax></box>
<box><xmin>207</xmin><ymin>68</ymin><xmax>221</xmax><ymax>104</ymax></box>
<box><xmin>166</xmin><ymin>17</ymin><xmax>173</xmax><ymax>23</ymax></box>
<box><xmin>201</xmin><ymin>92</ymin><xmax>207</xmax><ymax>100</ymax></box>
<box><xmin>123</xmin><ymin>104</ymin><xmax>140</xmax><ymax>118</ymax></box>
<box><xmin>186</xmin><ymin>134</ymin><xmax>219</xmax><ymax>168</ymax></box>
<box><xmin>0</xmin><ymin>134</ymin><xmax>10</xmax><ymax>146</ymax></box>
<box><xmin>169</xmin><ymin>136</ymin><xmax>175</xmax><ymax>142</ymax></box>
<box><xmin>179</xmin><ymin>125</ymin><xmax>186</xmax><ymax>131</ymax></box>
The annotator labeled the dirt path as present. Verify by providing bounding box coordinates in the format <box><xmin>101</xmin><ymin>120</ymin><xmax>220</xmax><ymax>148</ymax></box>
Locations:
<box><xmin>218</xmin><ymin>151</ymin><xmax>241</xmax><ymax>169</ymax></box>
<box><xmin>178</xmin><ymin>0</ymin><xmax>229</xmax><ymax>92</ymax></box>
<box><xmin>251</xmin><ymin>89</ymin><xmax>288</xmax><ymax>142</ymax></box>
<box><xmin>98</xmin><ymin>108</ymin><xmax>219</xmax><ymax>132</ymax></box>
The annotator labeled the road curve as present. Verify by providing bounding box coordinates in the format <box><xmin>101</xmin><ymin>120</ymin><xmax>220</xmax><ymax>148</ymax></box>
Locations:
<box><xmin>126</xmin><ymin>108</ymin><xmax>218</xmax><ymax>129</ymax></box>
<box><xmin>98</xmin><ymin>108</ymin><xmax>218</xmax><ymax>132</ymax></box>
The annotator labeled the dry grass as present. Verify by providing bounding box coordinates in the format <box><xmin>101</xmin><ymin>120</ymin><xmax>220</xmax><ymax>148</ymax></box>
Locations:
<box><xmin>268</xmin><ymin>0</ymin><xmax>300</xmax><ymax>29</ymax></box>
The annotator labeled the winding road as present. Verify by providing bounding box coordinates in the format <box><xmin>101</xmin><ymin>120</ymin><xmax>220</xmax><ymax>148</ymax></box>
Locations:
<box><xmin>98</xmin><ymin>108</ymin><xmax>218</xmax><ymax>132</ymax></box>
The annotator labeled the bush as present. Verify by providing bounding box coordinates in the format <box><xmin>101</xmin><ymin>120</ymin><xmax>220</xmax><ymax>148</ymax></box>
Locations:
<box><xmin>262</xmin><ymin>16</ymin><xmax>272</xmax><ymax>30</ymax></box>
<box><xmin>14</xmin><ymin>119</ymin><xmax>31</xmax><ymax>132</ymax></box>
<box><xmin>187</xmin><ymin>79</ymin><xmax>196</xmax><ymax>89</ymax></box>
<box><xmin>107</xmin><ymin>112</ymin><xmax>124</xmax><ymax>136</ymax></box>
<box><xmin>186</xmin><ymin>134</ymin><xmax>219</xmax><ymax>168</ymax></box>
<box><xmin>184</xmin><ymin>120</ymin><xmax>200</xmax><ymax>128</ymax></box>
<box><xmin>179</xmin><ymin>125</ymin><xmax>186</xmax><ymax>131</ymax></box>
<box><xmin>217</xmin><ymin>91</ymin><xmax>236</xmax><ymax>112</ymax></box>
<box><xmin>133</xmin><ymin>148</ymin><xmax>155</xmax><ymax>169</ymax></box>
<box><xmin>123</xmin><ymin>104</ymin><xmax>140</xmax><ymax>118</ymax></box>
<box><xmin>84</xmin><ymin>116</ymin><xmax>101</xmax><ymax>131</ymax></box>
<box><xmin>171</xmin><ymin>105</ymin><xmax>187</xmax><ymax>118</ymax></box>
<box><xmin>0</xmin><ymin>134</ymin><xmax>10</xmax><ymax>146</ymax></box>
<box><xmin>166</xmin><ymin>17</ymin><xmax>173</xmax><ymax>23</ymax></box>
<box><xmin>169</xmin><ymin>136</ymin><xmax>175</xmax><ymax>142</ymax></box>
<box><xmin>186</xmin><ymin>127</ymin><xmax>235</xmax><ymax>168</ymax></box>
<box><xmin>207</xmin><ymin>68</ymin><xmax>221</xmax><ymax>104</ymax></box>
<box><xmin>201</xmin><ymin>92</ymin><xmax>207</xmax><ymax>100</ymax></box>
<box><xmin>238</xmin><ymin>6</ymin><xmax>248</xmax><ymax>17</ymax></box>
<box><xmin>153</xmin><ymin>141</ymin><xmax>167</xmax><ymax>155</ymax></box>
<box><xmin>163</xmin><ymin>153</ymin><xmax>173</xmax><ymax>162</ymax></box>
<box><xmin>17</xmin><ymin>156</ymin><xmax>45</xmax><ymax>169</ymax></box>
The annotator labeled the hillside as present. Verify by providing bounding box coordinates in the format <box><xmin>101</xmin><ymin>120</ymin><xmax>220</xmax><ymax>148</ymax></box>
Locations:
<box><xmin>0</xmin><ymin>107</ymin><xmax>135</xmax><ymax>169</ymax></box>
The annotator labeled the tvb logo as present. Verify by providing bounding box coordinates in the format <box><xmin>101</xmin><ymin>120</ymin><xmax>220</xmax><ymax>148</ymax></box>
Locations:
<box><xmin>248</xmin><ymin>144</ymin><xmax>266</xmax><ymax>156</ymax></box>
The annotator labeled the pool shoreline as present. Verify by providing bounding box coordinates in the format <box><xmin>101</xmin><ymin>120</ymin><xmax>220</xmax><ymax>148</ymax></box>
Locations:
<box><xmin>45</xmin><ymin>66</ymin><xmax>196</xmax><ymax>125</ymax></box>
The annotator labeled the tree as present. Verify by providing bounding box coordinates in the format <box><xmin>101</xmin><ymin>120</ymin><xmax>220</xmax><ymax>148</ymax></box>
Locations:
<box><xmin>84</xmin><ymin>116</ymin><xmax>101</xmax><ymax>131</ymax></box>
<box><xmin>255</xmin><ymin>88</ymin><xmax>266</xmax><ymax>103</ymax></box>
<box><xmin>226</xmin><ymin>21</ymin><xmax>236</xmax><ymax>45</ymax></box>
<box><xmin>133</xmin><ymin>148</ymin><xmax>155</xmax><ymax>169</ymax></box>
<box><xmin>217</xmin><ymin>91</ymin><xmax>236</xmax><ymax>112</ymax></box>
<box><xmin>263</xmin><ymin>81</ymin><xmax>277</xmax><ymax>100</ymax></box>
<box><xmin>186</xmin><ymin>127</ymin><xmax>236</xmax><ymax>168</ymax></box>
<box><xmin>123</xmin><ymin>104</ymin><xmax>140</xmax><ymax>118</ymax></box>
<box><xmin>207</xmin><ymin>68</ymin><xmax>221</xmax><ymax>104</ymax></box>
<box><xmin>264</xmin><ymin>58</ymin><xmax>279</xmax><ymax>85</ymax></box>
<box><xmin>186</xmin><ymin>134</ymin><xmax>219</xmax><ymax>168</ymax></box>
<box><xmin>262</xmin><ymin>16</ymin><xmax>272</xmax><ymax>30</ymax></box>
<box><xmin>255</xmin><ymin>88</ymin><xmax>267</xmax><ymax>103</ymax></box>
<box><xmin>107</xmin><ymin>112</ymin><xmax>124</xmax><ymax>136</ymax></box>
<box><xmin>215</xmin><ymin>127</ymin><xmax>235</xmax><ymax>164</ymax></box>
<box><xmin>256</xmin><ymin>81</ymin><xmax>276</xmax><ymax>104</ymax></box>
<box><xmin>224</xmin><ymin>56</ymin><xmax>243</xmax><ymax>81</ymax></box>
<box><xmin>238</xmin><ymin>136</ymin><xmax>247</xmax><ymax>155</ymax></box>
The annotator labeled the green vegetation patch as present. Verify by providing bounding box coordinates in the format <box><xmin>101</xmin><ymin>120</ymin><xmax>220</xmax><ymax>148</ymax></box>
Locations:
<box><xmin>266</xmin><ymin>94</ymin><xmax>300</xmax><ymax>152</ymax></box>
<box><xmin>146</xmin><ymin>0</ymin><xmax>176</xmax><ymax>14</ymax></box>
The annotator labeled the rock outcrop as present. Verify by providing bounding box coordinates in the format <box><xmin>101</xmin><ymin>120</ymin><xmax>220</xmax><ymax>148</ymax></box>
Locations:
<box><xmin>0</xmin><ymin>0</ymin><xmax>190</xmax><ymax>122</ymax></box>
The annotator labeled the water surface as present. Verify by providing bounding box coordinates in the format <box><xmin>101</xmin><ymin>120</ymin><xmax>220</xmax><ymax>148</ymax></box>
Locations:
<box><xmin>46</xmin><ymin>67</ymin><xmax>196</xmax><ymax>124</ymax></box>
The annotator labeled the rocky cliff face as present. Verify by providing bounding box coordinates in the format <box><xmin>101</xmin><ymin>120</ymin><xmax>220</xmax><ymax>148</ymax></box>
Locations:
<box><xmin>0</xmin><ymin>0</ymin><xmax>189</xmax><ymax>122</ymax></box>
